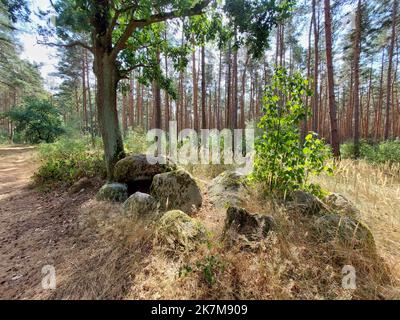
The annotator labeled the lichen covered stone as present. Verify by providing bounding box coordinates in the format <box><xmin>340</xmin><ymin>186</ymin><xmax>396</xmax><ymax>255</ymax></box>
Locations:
<box><xmin>123</xmin><ymin>192</ymin><xmax>158</xmax><ymax>218</ymax></box>
<box><xmin>156</xmin><ymin>210</ymin><xmax>206</xmax><ymax>251</ymax></box>
<box><xmin>223</xmin><ymin>207</ymin><xmax>276</xmax><ymax>243</ymax></box>
<box><xmin>208</xmin><ymin>171</ymin><xmax>247</xmax><ymax>208</ymax></box>
<box><xmin>96</xmin><ymin>183</ymin><xmax>128</xmax><ymax>202</ymax></box>
<box><xmin>288</xmin><ymin>190</ymin><xmax>326</xmax><ymax>215</ymax></box>
<box><xmin>114</xmin><ymin>154</ymin><xmax>176</xmax><ymax>184</ymax></box>
<box><xmin>151</xmin><ymin>169</ymin><xmax>202</xmax><ymax>213</ymax></box>
<box><xmin>314</xmin><ymin>214</ymin><xmax>375</xmax><ymax>251</ymax></box>
<box><xmin>324</xmin><ymin>193</ymin><xmax>360</xmax><ymax>218</ymax></box>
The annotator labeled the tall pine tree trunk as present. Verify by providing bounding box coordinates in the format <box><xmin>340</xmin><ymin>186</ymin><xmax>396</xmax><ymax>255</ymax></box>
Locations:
<box><xmin>201</xmin><ymin>45</ymin><xmax>207</xmax><ymax>129</ymax></box>
<box><xmin>232</xmin><ymin>33</ymin><xmax>238</xmax><ymax>130</ymax></box>
<box><xmin>324</xmin><ymin>0</ymin><xmax>340</xmax><ymax>157</ymax></box>
<box><xmin>312</xmin><ymin>0</ymin><xmax>320</xmax><ymax>133</ymax></box>
<box><xmin>385</xmin><ymin>0</ymin><xmax>397</xmax><ymax>140</ymax></box>
<box><xmin>192</xmin><ymin>44</ymin><xmax>199</xmax><ymax>131</ymax></box>
<box><xmin>353</xmin><ymin>0</ymin><xmax>362</xmax><ymax>158</ymax></box>
<box><xmin>129</xmin><ymin>76</ymin><xmax>135</xmax><ymax>128</ymax></box>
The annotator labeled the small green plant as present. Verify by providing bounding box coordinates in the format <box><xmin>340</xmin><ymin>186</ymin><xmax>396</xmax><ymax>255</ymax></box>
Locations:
<box><xmin>251</xmin><ymin>67</ymin><xmax>332</xmax><ymax>196</ymax></box>
<box><xmin>196</xmin><ymin>255</ymin><xmax>224</xmax><ymax>286</ymax></box>
<box><xmin>178</xmin><ymin>254</ymin><xmax>224</xmax><ymax>287</ymax></box>
<box><xmin>178</xmin><ymin>265</ymin><xmax>193</xmax><ymax>277</ymax></box>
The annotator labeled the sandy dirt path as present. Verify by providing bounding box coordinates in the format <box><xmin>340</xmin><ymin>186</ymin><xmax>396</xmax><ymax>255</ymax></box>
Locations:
<box><xmin>0</xmin><ymin>146</ymin><xmax>97</xmax><ymax>299</ymax></box>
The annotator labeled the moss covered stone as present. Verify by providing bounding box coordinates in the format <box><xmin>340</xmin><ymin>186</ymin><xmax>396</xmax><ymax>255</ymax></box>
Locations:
<box><xmin>223</xmin><ymin>207</ymin><xmax>276</xmax><ymax>243</ymax></box>
<box><xmin>123</xmin><ymin>192</ymin><xmax>158</xmax><ymax>218</ymax></box>
<box><xmin>114</xmin><ymin>154</ymin><xmax>176</xmax><ymax>184</ymax></box>
<box><xmin>323</xmin><ymin>193</ymin><xmax>360</xmax><ymax>218</ymax></box>
<box><xmin>208</xmin><ymin>171</ymin><xmax>247</xmax><ymax>208</ymax></box>
<box><xmin>151</xmin><ymin>169</ymin><xmax>202</xmax><ymax>214</ymax></box>
<box><xmin>288</xmin><ymin>190</ymin><xmax>326</xmax><ymax>216</ymax></box>
<box><xmin>156</xmin><ymin>210</ymin><xmax>206</xmax><ymax>251</ymax></box>
<box><xmin>96</xmin><ymin>183</ymin><xmax>128</xmax><ymax>202</ymax></box>
<box><xmin>314</xmin><ymin>214</ymin><xmax>376</xmax><ymax>252</ymax></box>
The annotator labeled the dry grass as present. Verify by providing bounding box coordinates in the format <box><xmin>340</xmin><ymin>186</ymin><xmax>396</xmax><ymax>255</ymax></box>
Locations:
<box><xmin>46</xmin><ymin>200</ymin><xmax>155</xmax><ymax>299</ymax></box>
<box><xmin>312</xmin><ymin>160</ymin><xmax>400</xmax><ymax>298</ymax></box>
<box><xmin>126</xmin><ymin>194</ymin><xmax>396</xmax><ymax>300</ymax></box>
<box><xmin>49</xmin><ymin>160</ymin><xmax>400</xmax><ymax>300</ymax></box>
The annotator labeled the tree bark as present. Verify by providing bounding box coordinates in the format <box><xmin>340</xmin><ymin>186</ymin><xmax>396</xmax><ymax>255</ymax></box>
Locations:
<box><xmin>353</xmin><ymin>0</ymin><xmax>362</xmax><ymax>158</ymax></box>
<box><xmin>192</xmin><ymin>44</ymin><xmax>199</xmax><ymax>132</ymax></box>
<box><xmin>385</xmin><ymin>0</ymin><xmax>397</xmax><ymax>140</ymax></box>
<box><xmin>312</xmin><ymin>0</ymin><xmax>320</xmax><ymax>133</ymax></box>
<box><xmin>85</xmin><ymin>49</ymin><xmax>95</xmax><ymax>145</ymax></box>
<box><xmin>232</xmin><ymin>35</ymin><xmax>238</xmax><ymax>129</ymax></box>
<box><xmin>324</xmin><ymin>0</ymin><xmax>340</xmax><ymax>157</ymax></box>
<box><xmin>122</xmin><ymin>84</ymin><xmax>128</xmax><ymax>135</ymax></box>
<box><xmin>240</xmin><ymin>55</ymin><xmax>249</xmax><ymax>130</ymax></box>
<box><xmin>129</xmin><ymin>75</ymin><xmax>135</xmax><ymax>128</ymax></box>
<box><xmin>82</xmin><ymin>51</ymin><xmax>88</xmax><ymax>129</ymax></box>
<box><xmin>226</xmin><ymin>42</ymin><xmax>232</xmax><ymax>128</ymax></box>
<box><xmin>217</xmin><ymin>49</ymin><xmax>222</xmax><ymax>130</ymax></box>
<box><xmin>93</xmin><ymin>52</ymin><xmax>125</xmax><ymax>180</ymax></box>
<box><xmin>376</xmin><ymin>50</ymin><xmax>385</xmax><ymax>141</ymax></box>
<box><xmin>201</xmin><ymin>45</ymin><xmax>207</xmax><ymax>129</ymax></box>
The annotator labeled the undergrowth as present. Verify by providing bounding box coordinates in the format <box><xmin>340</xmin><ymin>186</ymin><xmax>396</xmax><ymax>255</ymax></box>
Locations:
<box><xmin>33</xmin><ymin>137</ymin><xmax>106</xmax><ymax>187</ymax></box>
<box><xmin>341</xmin><ymin>140</ymin><xmax>400</xmax><ymax>166</ymax></box>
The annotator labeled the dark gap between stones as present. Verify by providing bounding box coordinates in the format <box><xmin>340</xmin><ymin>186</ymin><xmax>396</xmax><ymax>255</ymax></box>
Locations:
<box><xmin>127</xmin><ymin>179</ymin><xmax>153</xmax><ymax>196</ymax></box>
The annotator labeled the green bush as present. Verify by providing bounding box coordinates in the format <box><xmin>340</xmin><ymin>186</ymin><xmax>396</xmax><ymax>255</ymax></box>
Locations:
<box><xmin>0</xmin><ymin>129</ymin><xmax>8</xmax><ymax>145</ymax></box>
<box><xmin>6</xmin><ymin>97</ymin><xmax>65</xmax><ymax>144</ymax></box>
<box><xmin>250</xmin><ymin>67</ymin><xmax>332</xmax><ymax>195</ymax></box>
<box><xmin>124</xmin><ymin>128</ymin><xmax>149</xmax><ymax>154</ymax></box>
<box><xmin>341</xmin><ymin>140</ymin><xmax>400</xmax><ymax>164</ymax></box>
<box><xmin>375</xmin><ymin>141</ymin><xmax>400</xmax><ymax>164</ymax></box>
<box><xmin>33</xmin><ymin>137</ymin><xmax>106</xmax><ymax>186</ymax></box>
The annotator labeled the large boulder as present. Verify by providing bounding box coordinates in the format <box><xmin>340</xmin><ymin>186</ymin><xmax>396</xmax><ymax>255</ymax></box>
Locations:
<box><xmin>114</xmin><ymin>154</ymin><xmax>176</xmax><ymax>185</ymax></box>
<box><xmin>324</xmin><ymin>193</ymin><xmax>360</xmax><ymax>218</ymax></box>
<box><xmin>314</xmin><ymin>214</ymin><xmax>375</xmax><ymax>251</ymax></box>
<box><xmin>96</xmin><ymin>183</ymin><xmax>128</xmax><ymax>202</ymax></box>
<box><xmin>208</xmin><ymin>171</ymin><xmax>247</xmax><ymax>208</ymax></box>
<box><xmin>123</xmin><ymin>192</ymin><xmax>158</xmax><ymax>218</ymax></box>
<box><xmin>151</xmin><ymin>169</ymin><xmax>202</xmax><ymax>214</ymax></box>
<box><xmin>287</xmin><ymin>190</ymin><xmax>326</xmax><ymax>215</ymax></box>
<box><xmin>223</xmin><ymin>207</ymin><xmax>276</xmax><ymax>243</ymax></box>
<box><xmin>156</xmin><ymin>210</ymin><xmax>207</xmax><ymax>251</ymax></box>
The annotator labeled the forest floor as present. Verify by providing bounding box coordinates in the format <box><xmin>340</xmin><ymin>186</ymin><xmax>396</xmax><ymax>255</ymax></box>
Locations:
<box><xmin>0</xmin><ymin>146</ymin><xmax>399</xmax><ymax>299</ymax></box>
<box><xmin>0</xmin><ymin>146</ymin><xmax>103</xmax><ymax>299</ymax></box>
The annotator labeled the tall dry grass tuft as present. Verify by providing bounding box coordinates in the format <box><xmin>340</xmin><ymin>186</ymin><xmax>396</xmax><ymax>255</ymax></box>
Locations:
<box><xmin>312</xmin><ymin>159</ymin><xmax>400</xmax><ymax>295</ymax></box>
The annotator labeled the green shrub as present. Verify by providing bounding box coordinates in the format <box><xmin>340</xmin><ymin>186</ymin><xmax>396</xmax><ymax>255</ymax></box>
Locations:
<box><xmin>375</xmin><ymin>141</ymin><xmax>400</xmax><ymax>164</ymax></box>
<box><xmin>0</xmin><ymin>129</ymin><xmax>8</xmax><ymax>145</ymax></box>
<box><xmin>197</xmin><ymin>255</ymin><xmax>224</xmax><ymax>286</ymax></box>
<box><xmin>33</xmin><ymin>137</ymin><xmax>106</xmax><ymax>186</ymax></box>
<box><xmin>124</xmin><ymin>128</ymin><xmax>149</xmax><ymax>154</ymax></box>
<box><xmin>250</xmin><ymin>67</ymin><xmax>332</xmax><ymax>196</ymax></box>
<box><xmin>341</xmin><ymin>140</ymin><xmax>400</xmax><ymax>165</ymax></box>
<box><xmin>6</xmin><ymin>97</ymin><xmax>64</xmax><ymax>144</ymax></box>
<box><xmin>340</xmin><ymin>141</ymin><xmax>357</xmax><ymax>159</ymax></box>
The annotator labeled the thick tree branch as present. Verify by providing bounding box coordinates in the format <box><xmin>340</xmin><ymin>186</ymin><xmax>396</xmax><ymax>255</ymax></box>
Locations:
<box><xmin>0</xmin><ymin>79</ymin><xmax>16</xmax><ymax>89</ymax></box>
<box><xmin>37</xmin><ymin>39</ymin><xmax>94</xmax><ymax>53</ymax></box>
<box><xmin>107</xmin><ymin>1</ymin><xmax>140</xmax><ymax>44</ymax></box>
<box><xmin>118</xmin><ymin>63</ymin><xmax>152</xmax><ymax>79</ymax></box>
<box><xmin>110</xmin><ymin>0</ymin><xmax>211</xmax><ymax>60</ymax></box>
